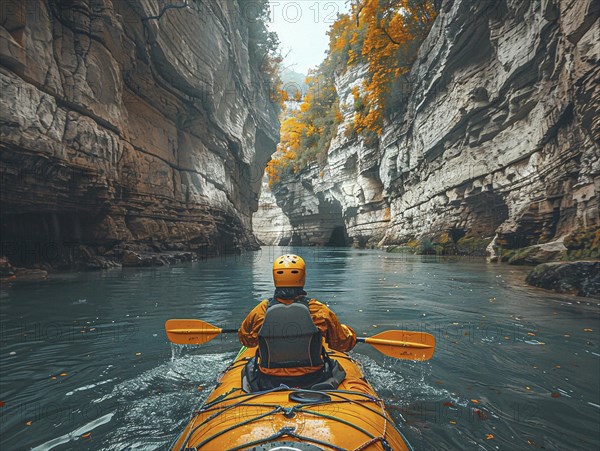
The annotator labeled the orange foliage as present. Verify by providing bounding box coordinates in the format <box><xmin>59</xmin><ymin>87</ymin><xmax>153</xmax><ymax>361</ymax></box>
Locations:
<box><xmin>266</xmin><ymin>1</ymin><xmax>437</xmax><ymax>186</ymax></box>
<box><xmin>353</xmin><ymin>0</ymin><xmax>437</xmax><ymax>134</ymax></box>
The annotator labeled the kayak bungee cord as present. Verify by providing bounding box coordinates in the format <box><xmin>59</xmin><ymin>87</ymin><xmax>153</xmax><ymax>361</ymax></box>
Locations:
<box><xmin>170</xmin><ymin>346</ymin><xmax>419</xmax><ymax>451</ymax></box>
<box><xmin>178</xmin><ymin>385</ymin><xmax>410</xmax><ymax>450</ymax></box>
<box><xmin>179</xmin><ymin>385</ymin><xmax>293</xmax><ymax>448</ymax></box>
<box><xmin>192</xmin><ymin>407</ymin><xmax>284</xmax><ymax>449</ymax></box>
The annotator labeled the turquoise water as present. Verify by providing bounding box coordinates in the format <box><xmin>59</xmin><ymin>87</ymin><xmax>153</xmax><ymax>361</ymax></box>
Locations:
<box><xmin>1</xmin><ymin>247</ymin><xmax>599</xmax><ymax>450</ymax></box>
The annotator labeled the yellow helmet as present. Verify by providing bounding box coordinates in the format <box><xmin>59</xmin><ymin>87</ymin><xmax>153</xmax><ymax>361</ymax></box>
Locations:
<box><xmin>272</xmin><ymin>254</ymin><xmax>306</xmax><ymax>287</ymax></box>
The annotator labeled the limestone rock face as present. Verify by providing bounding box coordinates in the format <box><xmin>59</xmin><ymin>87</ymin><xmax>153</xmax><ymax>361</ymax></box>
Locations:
<box><xmin>253</xmin><ymin>181</ymin><xmax>293</xmax><ymax>246</ymax></box>
<box><xmin>260</xmin><ymin>0</ymin><xmax>599</xmax><ymax>250</ymax></box>
<box><xmin>0</xmin><ymin>0</ymin><xmax>279</xmax><ymax>268</ymax></box>
<box><xmin>379</xmin><ymin>0</ymin><xmax>599</xmax><ymax>248</ymax></box>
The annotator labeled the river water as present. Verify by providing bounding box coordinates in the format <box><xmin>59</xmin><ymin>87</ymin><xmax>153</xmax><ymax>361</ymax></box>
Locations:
<box><xmin>1</xmin><ymin>247</ymin><xmax>598</xmax><ymax>450</ymax></box>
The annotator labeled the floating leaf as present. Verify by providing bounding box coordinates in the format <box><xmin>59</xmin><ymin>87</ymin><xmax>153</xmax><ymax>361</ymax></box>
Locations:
<box><xmin>135</xmin><ymin>352</ymin><xmax>142</xmax><ymax>356</ymax></box>
<box><xmin>449</xmin><ymin>420</ymin><xmax>457</xmax><ymax>425</ymax></box>
<box><xmin>0</xmin><ymin>401</ymin><xmax>5</xmax><ymax>407</ymax></box>
<box><xmin>443</xmin><ymin>402</ymin><xmax>454</xmax><ymax>407</ymax></box>
<box><xmin>554</xmin><ymin>365</ymin><xmax>561</xmax><ymax>369</ymax></box>
<box><xmin>197</xmin><ymin>386</ymin><xmax>204</xmax><ymax>391</ymax></box>
<box><xmin>486</xmin><ymin>434</ymin><xmax>494</xmax><ymax>440</ymax></box>
<box><xmin>59</xmin><ymin>373</ymin><xmax>67</xmax><ymax>377</ymax></box>
<box><xmin>471</xmin><ymin>399</ymin><xmax>479</xmax><ymax>404</ymax></box>
<box><xmin>26</xmin><ymin>421</ymin><xmax>32</xmax><ymax>426</ymax></box>
<box><xmin>564</xmin><ymin>334</ymin><xmax>571</xmax><ymax>338</ymax></box>
<box><xmin>51</xmin><ymin>376</ymin><xmax>57</xmax><ymax>380</ymax></box>
<box><xmin>81</xmin><ymin>432</ymin><xmax>91</xmax><ymax>438</ymax></box>
<box><xmin>504</xmin><ymin>336</ymin><xmax>510</xmax><ymax>340</ymax></box>
<box><xmin>527</xmin><ymin>332</ymin><xmax>535</xmax><ymax>336</ymax></box>
<box><xmin>584</xmin><ymin>328</ymin><xmax>593</xmax><ymax>332</ymax></box>
<box><xmin>525</xmin><ymin>386</ymin><xmax>531</xmax><ymax>390</ymax></box>
<box><xmin>474</xmin><ymin>408</ymin><xmax>489</xmax><ymax>420</ymax></box>
<box><xmin>551</xmin><ymin>392</ymin><xmax>560</xmax><ymax>398</ymax></box>
<box><xmin>434</xmin><ymin>380</ymin><xmax>444</xmax><ymax>385</ymax></box>
<box><xmin>527</xmin><ymin>439</ymin><xmax>536</xmax><ymax>445</ymax></box>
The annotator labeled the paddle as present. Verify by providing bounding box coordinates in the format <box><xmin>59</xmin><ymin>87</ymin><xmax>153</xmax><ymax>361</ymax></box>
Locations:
<box><xmin>356</xmin><ymin>330</ymin><xmax>435</xmax><ymax>361</ymax></box>
<box><xmin>165</xmin><ymin>319</ymin><xmax>435</xmax><ymax>361</ymax></box>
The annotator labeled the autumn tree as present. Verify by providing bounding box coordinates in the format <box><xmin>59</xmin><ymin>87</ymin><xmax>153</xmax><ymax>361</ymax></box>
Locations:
<box><xmin>266</xmin><ymin>1</ymin><xmax>437</xmax><ymax>186</ymax></box>
<box><xmin>352</xmin><ymin>0</ymin><xmax>437</xmax><ymax>134</ymax></box>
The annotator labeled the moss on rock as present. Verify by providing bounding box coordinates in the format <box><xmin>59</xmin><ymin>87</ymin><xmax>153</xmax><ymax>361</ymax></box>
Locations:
<box><xmin>564</xmin><ymin>227</ymin><xmax>600</xmax><ymax>260</ymax></box>
<box><xmin>526</xmin><ymin>261</ymin><xmax>600</xmax><ymax>298</ymax></box>
<box><xmin>456</xmin><ymin>237</ymin><xmax>493</xmax><ymax>256</ymax></box>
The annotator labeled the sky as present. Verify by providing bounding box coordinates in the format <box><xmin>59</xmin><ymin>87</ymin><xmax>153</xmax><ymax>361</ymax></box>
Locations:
<box><xmin>267</xmin><ymin>1</ymin><xmax>351</xmax><ymax>75</ymax></box>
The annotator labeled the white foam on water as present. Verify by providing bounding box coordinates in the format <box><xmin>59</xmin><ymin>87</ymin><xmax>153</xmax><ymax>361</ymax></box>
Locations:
<box><xmin>97</xmin><ymin>351</ymin><xmax>235</xmax><ymax>450</ymax></box>
<box><xmin>66</xmin><ymin>378</ymin><xmax>115</xmax><ymax>396</ymax></box>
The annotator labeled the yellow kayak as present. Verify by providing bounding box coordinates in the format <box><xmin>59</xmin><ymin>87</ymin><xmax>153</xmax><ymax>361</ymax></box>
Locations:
<box><xmin>171</xmin><ymin>346</ymin><xmax>413</xmax><ymax>451</ymax></box>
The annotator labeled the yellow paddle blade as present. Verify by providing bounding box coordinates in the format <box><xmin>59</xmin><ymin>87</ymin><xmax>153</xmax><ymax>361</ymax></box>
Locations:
<box><xmin>363</xmin><ymin>330</ymin><xmax>435</xmax><ymax>361</ymax></box>
<box><xmin>165</xmin><ymin>319</ymin><xmax>223</xmax><ymax>345</ymax></box>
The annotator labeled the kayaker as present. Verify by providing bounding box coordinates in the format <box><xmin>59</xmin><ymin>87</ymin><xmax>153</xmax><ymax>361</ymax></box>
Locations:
<box><xmin>238</xmin><ymin>254</ymin><xmax>357</xmax><ymax>391</ymax></box>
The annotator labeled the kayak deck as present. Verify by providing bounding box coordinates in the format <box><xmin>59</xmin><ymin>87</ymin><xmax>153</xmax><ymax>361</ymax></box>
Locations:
<box><xmin>172</xmin><ymin>347</ymin><xmax>411</xmax><ymax>450</ymax></box>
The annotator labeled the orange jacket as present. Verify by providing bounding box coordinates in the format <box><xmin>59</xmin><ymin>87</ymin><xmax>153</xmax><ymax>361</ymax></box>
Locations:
<box><xmin>238</xmin><ymin>298</ymin><xmax>357</xmax><ymax>376</ymax></box>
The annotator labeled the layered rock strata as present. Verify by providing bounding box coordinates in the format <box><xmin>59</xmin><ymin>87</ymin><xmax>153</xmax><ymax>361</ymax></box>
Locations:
<box><xmin>1</xmin><ymin>0</ymin><xmax>279</xmax><ymax>268</ymax></box>
<box><xmin>258</xmin><ymin>0</ymin><xmax>599</xmax><ymax>251</ymax></box>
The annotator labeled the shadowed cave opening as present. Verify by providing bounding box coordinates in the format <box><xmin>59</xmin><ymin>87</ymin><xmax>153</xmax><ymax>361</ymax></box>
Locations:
<box><xmin>326</xmin><ymin>226</ymin><xmax>349</xmax><ymax>247</ymax></box>
<box><xmin>0</xmin><ymin>211</ymin><xmax>98</xmax><ymax>267</ymax></box>
<box><xmin>319</xmin><ymin>196</ymin><xmax>350</xmax><ymax>247</ymax></box>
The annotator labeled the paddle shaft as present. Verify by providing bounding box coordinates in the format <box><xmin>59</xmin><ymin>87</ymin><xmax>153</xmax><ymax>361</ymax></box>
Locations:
<box><xmin>357</xmin><ymin>336</ymin><xmax>433</xmax><ymax>349</ymax></box>
<box><xmin>168</xmin><ymin>327</ymin><xmax>238</xmax><ymax>334</ymax></box>
<box><xmin>165</xmin><ymin>319</ymin><xmax>435</xmax><ymax>360</ymax></box>
<box><xmin>169</xmin><ymin>330</ymin><xmax>431</xmax><ymax>349</ymax></box>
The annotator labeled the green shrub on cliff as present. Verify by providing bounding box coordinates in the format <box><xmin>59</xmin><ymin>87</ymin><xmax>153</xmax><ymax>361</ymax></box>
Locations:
<box><xmin>456</xmin><ymin>236</ymin><xmax>493</xmax><ymax>256</ymax></box>
<box><xmin>564</xmin><ymin>227</ymin><xmax>600</xmax><ymax>260</ymax></box>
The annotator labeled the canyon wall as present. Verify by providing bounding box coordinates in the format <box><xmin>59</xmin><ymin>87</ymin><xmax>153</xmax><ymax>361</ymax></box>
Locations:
<box><xmin>258</xmin><ymin>0</ymin><xmax>599</xmax><ymax>251</ymax></box>
<box><xmin>1</xmin><ymin>0</ymin><xmax>279</xmax><ymax>268</ymax></box>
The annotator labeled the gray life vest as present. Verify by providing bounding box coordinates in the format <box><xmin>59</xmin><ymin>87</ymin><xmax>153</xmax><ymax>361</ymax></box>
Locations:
<box><xmin>257</xmin><ymin>297</ymin><xmax>324</xmax><ymax>369</ymax></box>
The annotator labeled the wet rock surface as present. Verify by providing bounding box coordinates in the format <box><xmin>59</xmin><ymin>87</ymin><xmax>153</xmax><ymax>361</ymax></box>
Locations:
<box><xmin>505</xmin><ymin>240</ymin><xmax>568</xmax><ymax>265</ymax></box>
<box><xmin>526</xmin><ymin>261</ymin><xmax>600</xmax><ymax>298</ymax></box>
<box><xmin>0</xmin><ymin>256</ymin><xmax>48</xmax><ymax>282</ymax></box>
